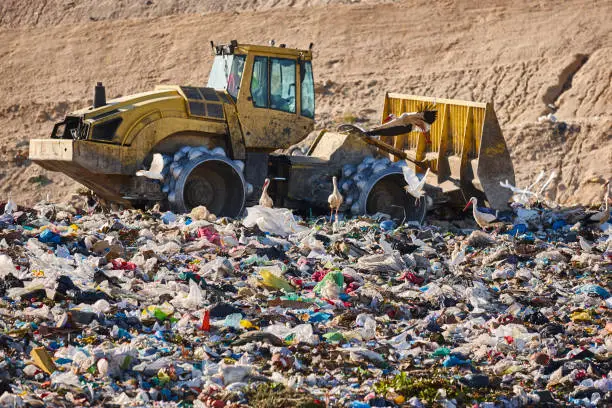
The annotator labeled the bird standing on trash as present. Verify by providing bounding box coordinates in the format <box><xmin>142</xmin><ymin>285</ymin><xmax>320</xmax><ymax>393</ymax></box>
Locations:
<box><xmin>85</xmin><ymin>192</ymin><xmax>98</xmax><ymax>216</ymax></box>
<box><xmin>587</xmin><ymin>180</ymin><xmax>610</xmax><ymax>226</ymax></box>
<box><xmin>4</xmin><ymin>193</ymin><xmax>17</xmax><ymax>215</ymax></box>
<box><xmin>402</xmin><ymin>163</ymin><xmax>429</xmax><ymax>205</ymax></box>
<box><xmin>259</xmin><ymin>178</ymin><xmax>273</xmax><ymax>208</ymax></box>
<box><xmin>328</xmin><ymin>176</ymin><xmax>344</xmax><ymax>223</ymax></box>
<box><xmin>464</xmin><ymin>197</ymin><xmax>497</xmax><ymax>229</ymax></box>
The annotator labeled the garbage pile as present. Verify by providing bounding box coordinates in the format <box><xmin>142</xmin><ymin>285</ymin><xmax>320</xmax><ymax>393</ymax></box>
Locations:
<box><xmin>0</xmin><ymin>197</ymin><xmax>610</xmax><ymax>407</ymax></box>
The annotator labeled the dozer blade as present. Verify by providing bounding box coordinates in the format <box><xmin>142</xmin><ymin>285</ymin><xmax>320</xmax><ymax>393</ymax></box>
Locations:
<box><xmin>379</xmin><ymin>93</ymin><xmax>515</xmax><ymax>210</ymax></box>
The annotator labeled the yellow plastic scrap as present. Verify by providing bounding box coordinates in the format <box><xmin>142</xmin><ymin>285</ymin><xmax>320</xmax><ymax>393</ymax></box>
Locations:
<box><xmin>157</xmin><ymin>369</ymin><xmax>171</xmax><ymax>385</ymax></box>
<box><xmin>240</xmin><ymin>320</ymin><xmax>259</xmax><ymax>330</ymax></box>
<box><xmin>31</xmin><ymin>347</ymin><xmax>57</xmax><ymax>375</ymax></box>
<box><xmin>570</xmin><ymin>310</ymin><xmax>593</xmax><ymax>322</ymax></box>
<box><xmin>259</xmin><ymin>269</ymin><xmax>295</xmax><ymax>292</ymax></box>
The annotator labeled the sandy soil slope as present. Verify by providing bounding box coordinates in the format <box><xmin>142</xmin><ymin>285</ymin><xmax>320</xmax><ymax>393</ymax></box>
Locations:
<box><xmin>0</xmin><ymin>0</ymin><xmax>610</xmax><ymax>207</ymax></box>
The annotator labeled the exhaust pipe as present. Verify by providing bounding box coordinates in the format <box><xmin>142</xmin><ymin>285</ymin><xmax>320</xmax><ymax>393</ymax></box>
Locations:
<box><xmin>93</xmin><ymin>82</ymin><xmax>106</xmax><ymax>108</ymax></box>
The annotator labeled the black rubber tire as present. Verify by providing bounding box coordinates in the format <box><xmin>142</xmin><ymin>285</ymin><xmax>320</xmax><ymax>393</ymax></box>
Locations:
<box><xmin>357</xmin><ymin>169</ymin><xmax>427</xmax><ymax>223</ymax></box>
<box><xmin>171</xmin><ymin>155</ymin><xmax>246</xmax><ymax>218</ymax></box>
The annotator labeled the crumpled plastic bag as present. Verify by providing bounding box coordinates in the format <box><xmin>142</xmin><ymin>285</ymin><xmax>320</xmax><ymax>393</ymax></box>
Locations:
<box><xmin>265</xmin><ymin>323</ymin><xmax>319</xmax><ymax>345</ymax></box>
<box><xmin>356</xmin><ymin>252</ymin><xmax>405</xmax><ymax>273</ymax></box>
<box><xmin>243</xmin><ymin>205</ymin><xmax>307</xmax><ymax>237</ymax></box>
<box><xmin>313</xmin><ymin>271</ymin><xmax>343</xmax><ymax>298</ymax></box>
<box><xmin>260</xmin><ymin>268</ymin><xmax>295</xmax><ymax>292</ymax></box>
<box><xmin>221</xmin><ymin>363</ymin><xmax>253</xmax><ymax>385</ymax></box>
<box><xmin>51</xmin><ymin>371</ymin><xmax>81</xmax><ymax>388</ymax></box>
<box><xmin>172</xmin><ymin>279</ymin><xmax>205</xmax><ymax>309</ymax></box>
<box><xmin>0</xmin><ymin>393</ymin><xmax>23</xmax><ymax>408</ymax></box>
<box><xmin>575</xmin><ymin>284</ymin><xmax>611</xmax><ymax>299</ymax></box>
<box><xmin>0</xmin><ymin>254</ymin><xmax>16</xmax><ymax>278</ymax></box>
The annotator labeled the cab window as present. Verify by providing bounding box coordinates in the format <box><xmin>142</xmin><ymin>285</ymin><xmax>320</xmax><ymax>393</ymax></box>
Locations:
<box><xmin>227</xmin><ymin>55</ymin><xmax>245</xmax><ymax>101</ymax></box>
<box><xmin>251</xmin><ymin>56</ymin><xmax>269</xmax><ymax>108</ymax></box>
<box><xmin>270</xmin><ymin>58</ymin><xmax>296</xmax><ymax>113</ymax></box>
<box><xmin>300</xmin><ymin>61</ymin><xmax>315</xmax><ymax>118</ymax></box>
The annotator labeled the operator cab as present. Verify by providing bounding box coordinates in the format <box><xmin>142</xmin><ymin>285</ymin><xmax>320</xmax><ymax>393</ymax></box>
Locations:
<box><xmin>207</xmin><ymin>41</ymin><xmax>315</xmax><ymax>150</ymax></box>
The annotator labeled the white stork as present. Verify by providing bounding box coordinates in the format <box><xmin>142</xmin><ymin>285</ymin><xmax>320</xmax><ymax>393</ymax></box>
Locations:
<box><xmin>136</xmin><ymin>153</ymin><xmax>164</xmax><ymax>180</ymax></box>
<box><xmin>588</xmin><ymin>180</ymin><xmax>610</xmax><ymax>226</ymax></box>
<box><xmin>259</xmin><ymin>178</ymin><xmax>273</xmax><ymax>208</ymax></box>
<box><xmin>464</xmin><ymin>197</ymin><xmax>497</xmax><ymax>229</ymax></box>
<box><xmin>402</xmin><ymin>163</ymin><xmax>429</xmax><ymax>205</ymax></box>
<box><xmin>365</xmin><ymin>110</ymin><xmax>437</xmax><ymax>144</ymax></box>
<box><xmin>328</xmin><ymin>176</ymin><xmax>344</xmax><ymax>223</ymax></box>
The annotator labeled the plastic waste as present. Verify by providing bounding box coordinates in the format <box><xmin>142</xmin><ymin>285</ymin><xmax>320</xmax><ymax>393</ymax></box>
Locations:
<box><xmin>0</xmin><ymin>181</ymin><xmax>609</xmax><ymax>406</ymax></box>
<box><xmin>575</xmin><ymin>284</ymin><xmax>610</xmax><ymax>299</ymax></box>
<box><xmin>50</xmin><ymin>371</ymin><xmax>81</xmax><ymax>387</ymax></box>
<box><xmin>0</xmin><ymin>254</ymin><xmax>17</xmax><ymax>278</ymax></box>
<box><xmin>260</xmin><ymin>268</ymin><xmax>295</xmax><ymax>292</ymax></box>
<box><xmin>243</xmin><ymin>205</ymin><xmax>307</xmax><ymax>237</ymax></box>
<box><xmin>39</xmin><ymin>228</ymin><xmax>61</xmax><ymax>244</ymax></box>
<box><xmin>160</xmin><ymin>211</ymin><xmax>177</xmax><ymax>224</ymax></box>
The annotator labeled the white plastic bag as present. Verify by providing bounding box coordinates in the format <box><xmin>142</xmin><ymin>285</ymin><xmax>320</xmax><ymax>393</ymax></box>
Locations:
<box><xmin>0</xmin><ymin>254</ymin><xmax>16</xmax><ymax>278</ymax></box>
<box><xmin>243</xmin><ymin>206</ymin><xmax>307</xmax><ymax>237</ymax></box>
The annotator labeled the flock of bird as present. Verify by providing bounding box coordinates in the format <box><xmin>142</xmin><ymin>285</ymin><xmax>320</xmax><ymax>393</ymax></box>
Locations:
<box><xmin>3</xmin><ymin>173</ymin><xmax>610</xmax><ymax>239</ymax></box>
<box><xmin>7</xmin><ymin>105</ymin><xmax>610</xmax><ymax>233</ymax></box>
<box><xmin>255</xmin><ymin>162</ymin><xmax>427</xmax><ymax>225</ymax></box>
<box><xmin>500</xmin><ymin>170</ymin><xmax>557</xmax><ymax>206</ymax></box>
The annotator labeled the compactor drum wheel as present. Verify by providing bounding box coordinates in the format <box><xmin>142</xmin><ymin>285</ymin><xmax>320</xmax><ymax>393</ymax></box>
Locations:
<box><xmin>357</xmin><ymin>168</ymin><xmax>427</xmax><ymax>224</ymax></box>
<box><xmin>170</xmin><ymin>155</ymin><xmax>247</xmax><ymax>218</ymax></box>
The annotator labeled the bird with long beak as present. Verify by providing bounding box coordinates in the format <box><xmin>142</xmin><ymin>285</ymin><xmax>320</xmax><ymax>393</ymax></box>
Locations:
<box><xmin>588</xmin><ymin>180</ymin><xmax>610</xmax><ymax>226</ymax></box>
<box><xmin>402</xmin><ymin>163</ymin><xmax>429</xmax><ymax>205</ymax></box>
<box><xmin>365</xmin><ymin>109</ymin><xmax>437</xmax><ymax>145</ymax></box>
<box><xmin>328</xmin><ymin>176</ymin><xmax>344</xmax><ymax>223</ymax></box>
<box><xmin>135</xmin><ymin>153</ymin><xmax>164</xmax><ymax>181</ymax></box>
<box><xmin>259</xmin><ymin>178</ymin><xmax>273</xmax><ymax>208</ymax></box>
<box><xmin>4</xmin><ymin>193</ymin><xmax>17</xmax><ymax>215</ymax></box>
<box><xmin>464</xmin><ymin>197</ymin><xmax>497</xmax><ymax>229</ymax></box>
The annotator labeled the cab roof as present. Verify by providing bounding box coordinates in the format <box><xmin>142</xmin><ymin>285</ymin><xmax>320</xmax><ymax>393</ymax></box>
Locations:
<box><xmin>213</xmin><ymin>41</ymin><xmax>313</xmax><ymax>60</ymax></box>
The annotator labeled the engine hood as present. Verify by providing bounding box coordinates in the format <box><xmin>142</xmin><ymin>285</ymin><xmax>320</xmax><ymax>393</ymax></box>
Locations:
<box><xmin>62</xmin><ymin>85</ymin><xmax>230</xmax><ymax>143</ymax></box>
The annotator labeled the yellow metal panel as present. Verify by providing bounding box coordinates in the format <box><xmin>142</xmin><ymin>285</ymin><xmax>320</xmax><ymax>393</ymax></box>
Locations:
<box><xmin>382</xmin><ymin>94</ymin><xmax>489</xmax><ymax>164</ymax></box>
<box><xmin>378</xmin><ymin>93</ymin><xmax>514</xmax><ymax>209</ymax></box>
<box><xmin>223</xmin><ymin>102</ymin><xmax>246</xmax><ymax>160</ymax></box>
<box><xmin>235</xmin><ymin>44</ymin><xmax>312</xmax><ymax>60</ymax></box>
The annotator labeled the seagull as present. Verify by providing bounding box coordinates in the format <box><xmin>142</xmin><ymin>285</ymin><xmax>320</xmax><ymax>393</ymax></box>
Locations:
<box><xmin>4</xmin><ymin>193</ymin><xmax>17</xmax><ymax>215</ymax></box>
<box><xmin>328</xmin><ymin>176</ymin><xmax>344</xmax><ymax>223</ymax></box>
<box><xmin>259</xmin><ymin>178</ymin><xmax>273</xmax><ymax>208</ymax></box>
<box><xmin>402</xmin><ymin>163</ymin><xmax>429</xmax><ymax>204</ymax></box>
<box><xmin>464</xmin><ymin>197</ymin><xmax>497</xmax><ymax>229</ymax></box>
<box><xmin>136</xmin><ymin>153</ymin><xmax>164</xmax><ymax>180</ymax></box>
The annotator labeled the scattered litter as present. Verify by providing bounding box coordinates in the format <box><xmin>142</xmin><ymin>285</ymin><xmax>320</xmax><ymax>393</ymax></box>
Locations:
<box><xmin>0</xmin><ymin>193</ymin><xmax>610</xmax><ymax>407</ymax></box>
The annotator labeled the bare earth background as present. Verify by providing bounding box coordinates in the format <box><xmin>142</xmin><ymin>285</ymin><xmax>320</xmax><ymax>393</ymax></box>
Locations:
<box><xmin>0</xmin><ymin>0</ymin><xmax>610</xmax><ymax>207</ymax></box>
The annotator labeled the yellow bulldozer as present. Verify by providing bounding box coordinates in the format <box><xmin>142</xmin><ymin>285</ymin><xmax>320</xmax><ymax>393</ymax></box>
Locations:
<box><xmin>29</xmin><ymin>40</ymin><xmax>515</xmax><ymax>222</ymax></box>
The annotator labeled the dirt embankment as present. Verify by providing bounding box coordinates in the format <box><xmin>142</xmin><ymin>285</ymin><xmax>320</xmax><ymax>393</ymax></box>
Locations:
<box><xmin>0</xmin><ymin>0</ymin><xmax>610</xmax><ymax>206</ymax></box>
